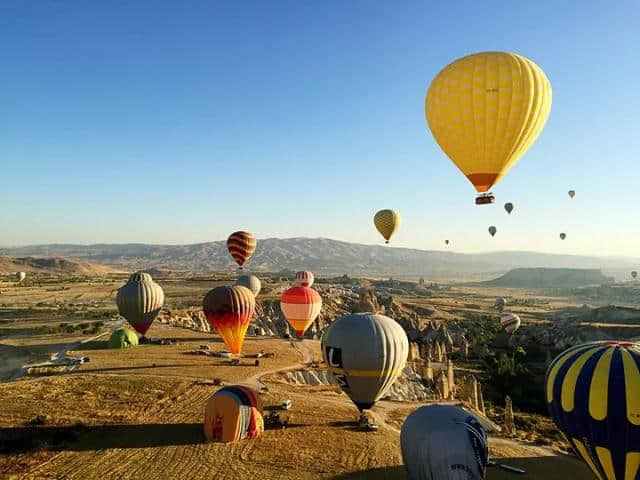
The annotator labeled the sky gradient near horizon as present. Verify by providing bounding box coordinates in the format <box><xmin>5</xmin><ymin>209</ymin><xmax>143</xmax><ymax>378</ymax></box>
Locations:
<box><xmin>1</xmin><ymin>1</ymin><xmax>639</xmax><ymax>256</ymax></box>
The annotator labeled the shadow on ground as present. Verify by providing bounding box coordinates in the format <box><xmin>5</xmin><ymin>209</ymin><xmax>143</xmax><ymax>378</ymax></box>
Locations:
<box><xmin>332</xmin><ymin>466</ymin><xmax>406</xmax><ymax>479</ymax></box>
<box><xmin>332</xmin><ymin>455</ymin><xmax>591</xmax><ymax>479</ymax></box>
<box><xmin>0</xmin><ymin>423</ymin><xmax>203</xmax><ymax>453</ymax></box>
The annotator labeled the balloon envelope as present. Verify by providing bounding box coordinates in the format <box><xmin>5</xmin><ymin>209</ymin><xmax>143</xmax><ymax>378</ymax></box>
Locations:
<box><xmin>568</xmin><ymin>190</ymin><xmax>576</xmax><ymax>198</ymax></box>
<box><xmin>226</xmin><ymin>231</ymin><xmax>257</xmax><ymax>269</ymax></box>
<box><xmin>116</xmin><ymin>272</ymin><xmax>165</xmax><ymax>336</ymax></box>
<box><xmin>426</xmin><ymin>52</ymin><xmax>552</xmax><ymax>194</ymax></box>
<box><xmin>235</xmin><ymin>274</ymin><xmax>261</xmax><ymax>296</ymax></box>
<box><xmin>504</xmin><ymin>202</ymin><xmax>514</xmax><ymax>214</ymax></box>
<box><xmin>203</xmin><ymin>285</ymin><xmax>255</xmax><ymax>355</ymax></box>
<box><xmin>500</xmin><ymin>312</ymin><xmax>521</xmax><ymax>335</ymax></box>
<box><xmin>560</xmin><ymin>233</ymin><xmax>567</xmax><ymax>240</ymax></box>
<box><xmin>445</xmin><ymin>239</ymin><xmax>449</xmax><ymax>245</ymax></box>
<box><xmin>108</xmin><ymin>327</ymin><xmax>139</xmax><ymax>349</ymax></box>
<box><xmin>322</xmin><ymin>313</ymin><xmax>408</xmax><ymax>410</ymax></box>
<box><xmin>401</xmin><ymin>405</ymin><xmax>489</xmax><ymax>480</ymax></box>
<box><xmin>294</xmin><ymin>270</ymin><xmax>315</xmax><ymax>287</ymax></box>
<box><xmin>546</xmin><ymin>341</ymin><xmax>640</xmax><ymax>479</ymax></box>
<box><xmin>280</xmin><ymin>286</ymin><xmax>322</xmax><ymax>338</ymax></box>
<box><xmin>204</xmin><ymin>385</ymin><xmax>263</xmax><ymax>443</ymax></box>
<box><xmin>632</xmin><ymin>271</ymin><xmax>638</xmax><ymax>279</ymax></box>
<box><xmin>488</xmin><ymin>226</ymin><xmax>497</xmax><ymax>237</ymax></box>
<box><xmin>495</xmin><ymin>297</ymin><xmax>506</xmax><ymax>311</ymax></box>
<box><xmin>374</xmin><ymin>209</ymin><xmax>401</xmax><ymax>244</ymax></box>
<box><xmin>15</xmin><ymin>272</ymin><xmax>26</xmax><ymax>282</ymax></box>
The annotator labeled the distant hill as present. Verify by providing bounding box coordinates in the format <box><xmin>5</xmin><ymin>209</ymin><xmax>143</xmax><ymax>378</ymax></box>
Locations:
<box><xmin>482</xmin><ymin>268</ymin><xmax>614</xmax><ymax>287</ymax></box>
<box><xmin>0</xmin><ymin>256</ymin><xmax>123</xmax><ymax>276</ymax></box>
<box><xmin>0</xmin><ymin>238</ymin><xmax>637</xmax><ymax>279</ymax></box>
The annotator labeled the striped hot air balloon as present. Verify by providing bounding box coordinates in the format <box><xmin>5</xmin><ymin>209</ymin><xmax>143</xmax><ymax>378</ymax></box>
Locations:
<box><xmin>203</xmin><ymin>285</ymin><xmax>255</xmax><ymax>355</ymax></box>
<box><xmin>235</xmin><ymin>274</ymin><xmax>261</xmax><ymax>296</ymax></box>
<box><xmin>116</xmin><ymin>272</ymin><xmax>165</xmax><ymax>336</ymax></box>
<box><xmin>500</xmin><ymin>312</ymin><xmax>520</xmax><ymax>335</ymax></box>
<box><xmin>546</xmin><ymin>341</ymin><xmax>640</xmax><ymax>480</ymax></box>
<box><xmin>280</xmin><ymin>286</ymin><xmax>322</xmax><ymax>338</ymax></box>
<box><xmin>294</xmin><ymin>270</ymin><xmax>314</xmax><ymax>287</ymax></box>
<box><xmin>374</xmin><ymin>209</ymin><xmax>401</xmax><ymax>244</ymax></box>
<box><xmin>226</xmin><ymin>231</ymin><xmax>256</xmax><ymax>269</ymax></box>
<box><xmin>204</xmin><ymin>385</ymin><xmax>264</xmax><ymax>443</ymax></box>
<box><xmin>322</xmin><ymin>313</ymin><xmax>408</xmax><ymax>411</ymax></box>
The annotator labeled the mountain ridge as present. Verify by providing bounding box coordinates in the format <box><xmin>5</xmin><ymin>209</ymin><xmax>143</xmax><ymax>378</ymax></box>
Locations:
<box><xmin>1</xmin><ymin>238</ymin><xmax>636</xmax><ymax>279</ymax></box>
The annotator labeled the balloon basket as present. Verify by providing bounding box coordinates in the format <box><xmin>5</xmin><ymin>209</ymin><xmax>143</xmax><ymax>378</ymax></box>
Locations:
<box><xmin>475</xmin><ymin>193</ymin><xmax>495</xmax><ymax>205</ymax></box>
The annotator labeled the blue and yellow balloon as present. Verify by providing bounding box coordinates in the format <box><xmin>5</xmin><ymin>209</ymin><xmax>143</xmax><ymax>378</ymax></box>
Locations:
<box><xmin>545</xmin><ymin>341</ymin><xmax>640</xmax><ymax>479</ymax></box>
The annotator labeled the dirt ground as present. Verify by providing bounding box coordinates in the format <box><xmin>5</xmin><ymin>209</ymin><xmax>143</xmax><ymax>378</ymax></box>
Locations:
<box><xmin>0</xmin><ymin>278</ymin><xmax>594</xmax><ymax>479</ymax></box>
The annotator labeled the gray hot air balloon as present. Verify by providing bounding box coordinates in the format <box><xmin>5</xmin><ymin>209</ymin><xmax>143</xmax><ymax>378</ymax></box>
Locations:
<box><xmin>488</xmin><ymin>226</ymin><xmax>497</xmax><ymax>237</ymax></box>
<box><xmin>560</xmin><ymin>232</ymin><xmax>566</xmax><ymax>240</ymax></box>
<box><xmin>235</xmin><ymin>274</ymin><xmax>261</xmax><ymax>296</ymax></box>
<box><xmin>632</xmin><ymin>271</ymin><xmax>638</xmax><ymax>280</ymax></box>
<box><xmin>401</xmin><ymin>405</ymin><xmax>489</xmax><ymax>480</ymax></box>
<box><xmin>495</xmin><ymin>297</ymin><xmax>506</xmax><ymax>312</ymax></box>
<box><xmin>15</xmin><ymin>272</ymin><xmax>26</xmax><ymax>282</ymax></box>
<box><xmin>321</xmin><ymin>313</ymin><xmax>408</xmax><ymax>411</ymax></box>
<box><xmin>504</xmin><ymin>202</ymin><xmax>513</xmax><ymax>214</ymax></box>
<box><xmin>116</xmin><ymin>272</ymin><xmax>164</xmax><ymax>337</ymax></box>
<box><xmin>568</xmin><ymin>190</ymin><xmax>576</xmax><ymax>198</ymax></box>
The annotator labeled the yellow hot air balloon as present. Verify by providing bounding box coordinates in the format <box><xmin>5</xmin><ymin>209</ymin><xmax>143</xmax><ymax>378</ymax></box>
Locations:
<box><xmin>426</xmin><ymin>52</ymin><xmax>552</xmax><ymax>205</ymax></box>
<box><xmin>374</xmin><ymin>209</ymin><xmax>401</xmax><ymax>244</ymax></box>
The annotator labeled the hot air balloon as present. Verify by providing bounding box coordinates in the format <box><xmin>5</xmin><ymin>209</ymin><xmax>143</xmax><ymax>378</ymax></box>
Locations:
<box><xmin>401</xmin><ymin>405</ymin><xmax>489</xmax><ymax>480</ymax></box>
<box><xmin>495</xmin><ymin>297</ymin><xmax>506</xmax><ymax>312</ymax></box>
<box><xmin>203</xmin><ymin>285</ymin><xmax>255</xmax><ymax>355</ymax></box>
<box><xmin>505</xmin><ymin>202</ymin><xmax>514</xmax><ymax>214</ymax></box>
<box><xmin>116</xmin><ymin>272</ymin><xmax>165</xmax><ymax>337</ymax></box>
<box><xmin>445</xmin><ymin>239</ymin><xmax>449</xmax><ymax>245</ymax></box>
<box><xmin>488</xmin><ymin>226</ymin><xmax>497</xmax><ymax>237</ymax></box>
<box><xmin>500</xmin><ymin>312</ymin><xmax>521</xmax><ymax>335</ymax></box>
<box><xmin>546</xmin><ymin>341</ymin><xmax>640</xmax><ymax>479</ymax></box>
<box><xmin>632</xmin><ymin>271</ymin><xmax>638</xmax><ymax>280</ymax></box>
<box><xmin>235</xmin><ymin>274</ymin><xmax>261</xmax><ymax>296</ymax></box>
<box><xmin>560</xmin><ymin>232</ymin><xmax>567</xmax><ymax>240</ymax></box>
<box><xmin>426</xmin><ymin>52</ymin><xmax>552</xmax><ymax>205</ymax></box>
<box><xmin>15</xmin><ymin>272</ymin><xmax>26</xmax><ymax>282</ymax></box>
<box><xmin>226</xmin><ymin>231</ymin><xmax>256</xmax><ymax>270</ymax></box>
<box><xmin>568</xmin><ymin>190</ymin><xmax>576</xmax><ymax>198</ymax></box>
<box><xmin>374</xmin><ymin>209</ymin><xmax>401</xmax><ymax>244</ymax></box>
<box><xmin>322</xmin><ymin>313</ymin><xmax>408</xmax><ymax>411</ymax></box>
<box><xmin>280</xmin><ymin>286</ymin><xmax>322</xmax><ymax>338</ymax></box>
<box><xmin>204</xmin><ymin>385</ymin><xmax>263</xmax><ymax>443</ymax></box>
<box><xmin>294</xmin><ymin>270</ymin><xmax>314</xmax><ymax>287</ymax></box>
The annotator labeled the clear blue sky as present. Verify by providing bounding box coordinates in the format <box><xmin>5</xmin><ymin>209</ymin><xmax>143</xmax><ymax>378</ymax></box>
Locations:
<box><xmin>1</xmin><ymin>1</ymin><xmax>638</xmax><ymax>256</ymax></box>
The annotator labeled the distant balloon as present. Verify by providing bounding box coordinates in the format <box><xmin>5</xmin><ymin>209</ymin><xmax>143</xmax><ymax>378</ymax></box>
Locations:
<box><xmin>15</xmin><ymin>272</ymin><xmax>26</xmax><ymax>282</ymax></box>
<box><xmin>500</xmin><ymin>312</ymin><xmax>521</xmax><ymax>335</ymax></box>
<box><xmin>504</xmin><ymin>202</ymin><xmax>514</xmax><ymax>214</ymax></box>
<box><xmin>322</xmin><ymin>313</ymin><xmax>408</xmax><ymax>411</ymax></box>
<box><xmin>280</xmin><ymin>286</ymin><xmax>322</xmax><ymax>338</ymax></box>
<box><xmin>426</xmin><ymin>52</ymin><xmax>552</xmax><ymax>204</ymax></box>
<box><xmin>546</xmin><ymin>341</ymin><xmax>640</xmax><ymax>480</ymax></box>
<box><xmin>116</xmin><ymin>272</ymin><xmax>165</xmax><ymax>336</ymax></box>
<box><xmin>568</xmin><ymin>190</ymin><xmax>576</xmax><ymax>198</ymax></box>
<box><xmin>294</xmin><ymin>270</ymin><xmax>315</xmax><ymax>288</ymax></box>
<box><xmin>226</xmin><ymin>231</ymin><xmax>256</xmax><ymax>270</ymax></box>
<box><xmin>488</xmin><ymin>226</ymin><xmax>497</xmax><ymax>237</ymax></box>
<box><xmin>203</xmin><ymin>285</ymin><xmax>255</xmax><ymax>355</ymax></box>
<box><xmin>495</xmin><ymin>297</ymin><xmax>506</xmax><ymax>312</ymax></box>
<box><xmin>445</xmin><ymin>239</ymin><xmax>449</xmax><ymax>245</ymax></box>
<box><xmin>632</xmin><ymin>271</ymin><xmax>638</xmax><ymax>280</ymax></box>
<box><xmin>235</xmin><ymin>274</ymin><xmax>261</xmax><ymax>296</ymax></box>
<box><xmin>401</xmin><ymin>405</ymin><xmax>489</xmax><ymax>480</ymax></box>
<box><xmin>560</xmin><ymin>232</ymin><xmax>567</xmax><ymax>240</ymax></box>
<box><xmin>374</xmin><ymin>209</ymin><xmax>401</xmax><ymax>244</ymax></box>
